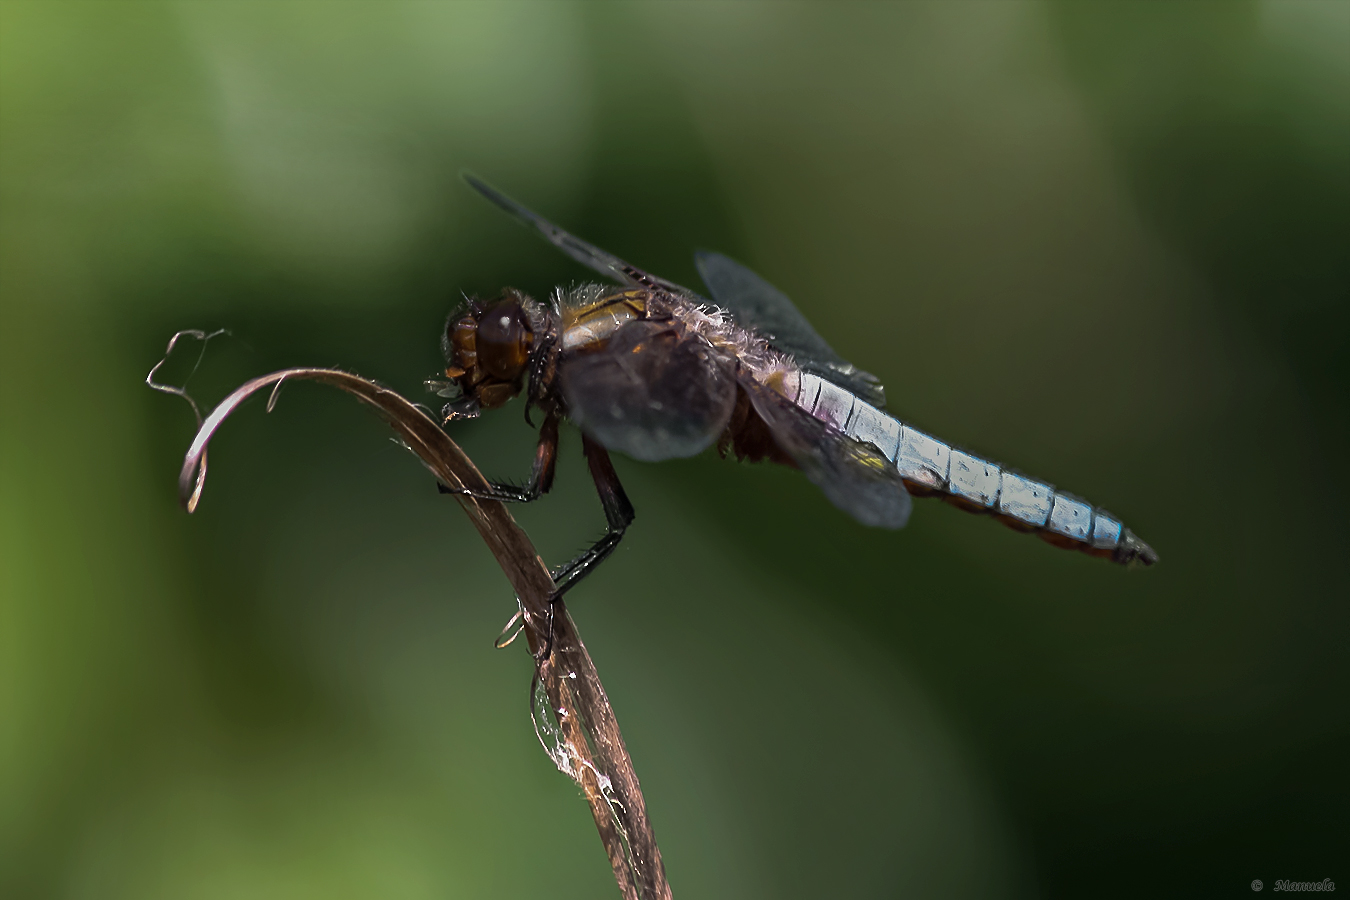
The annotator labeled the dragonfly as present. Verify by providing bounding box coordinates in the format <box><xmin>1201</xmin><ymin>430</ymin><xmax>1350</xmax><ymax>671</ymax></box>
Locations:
<box><xmin>434</xmin><ymin>175</ymin><xmax>1156</xmax><ymax>604</ymax></box>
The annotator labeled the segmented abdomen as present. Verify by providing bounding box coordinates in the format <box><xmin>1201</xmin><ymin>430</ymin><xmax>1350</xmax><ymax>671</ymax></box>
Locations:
<box><xmin>790</xmin><ymin>372</ymin><xmax>1156</xmax><ymax>566</ymax></box>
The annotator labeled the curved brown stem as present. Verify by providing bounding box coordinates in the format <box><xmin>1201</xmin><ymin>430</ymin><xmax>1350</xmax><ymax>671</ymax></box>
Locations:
<box><xmin>170</xmin><ymin>365</ymin><xmax>670</xmax><ymax>900</ymax></box>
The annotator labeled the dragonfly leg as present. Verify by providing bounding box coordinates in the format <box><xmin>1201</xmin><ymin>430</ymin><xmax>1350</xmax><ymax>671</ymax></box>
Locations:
<box><xmin>549</xmin><ymin>435</ymin><xmax>635</xmax><ymax>600</ymax></box>
<box><xmin>439</xmin><ymin>410</ymin><xmax>559</xmax><ymax>503</ymax></box>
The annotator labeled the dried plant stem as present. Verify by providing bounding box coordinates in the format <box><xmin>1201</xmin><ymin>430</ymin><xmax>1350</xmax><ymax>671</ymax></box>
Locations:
<box><xmin>169</xmin><ymin>364</ymin><xmax>670</xmax><ymax>900</ymax></box>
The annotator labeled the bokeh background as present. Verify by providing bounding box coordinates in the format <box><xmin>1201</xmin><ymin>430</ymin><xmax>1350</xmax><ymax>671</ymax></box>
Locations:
<box><xmin>2</xmin><ymin>2</ymin><xmax>1347</xmax><ymax>897</ymax></box>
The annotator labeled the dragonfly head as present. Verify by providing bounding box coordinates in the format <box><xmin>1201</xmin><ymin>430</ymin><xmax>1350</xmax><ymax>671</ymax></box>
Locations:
<box><xmin>440</xmin><ymin>289</ymin><xmax>537</xmax><ymax>416</ymax></box>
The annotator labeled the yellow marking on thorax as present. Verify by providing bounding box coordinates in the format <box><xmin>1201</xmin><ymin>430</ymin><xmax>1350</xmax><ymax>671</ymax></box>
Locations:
<box><xmin>561</xmin><ymin>291</ymin><xmax>648</xmax><ymax>351</ymax></box>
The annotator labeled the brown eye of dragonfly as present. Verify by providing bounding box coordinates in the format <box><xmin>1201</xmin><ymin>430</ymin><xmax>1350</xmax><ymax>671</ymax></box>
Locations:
<box><xmin>447</xmin><ymin>315</ymin><xmax>477</xmax><ymax>371</ymax></box>
<box><xmin>476</xmin><ymin>299</ymin><xmax>532</xmax><ymax>379</ymax></box>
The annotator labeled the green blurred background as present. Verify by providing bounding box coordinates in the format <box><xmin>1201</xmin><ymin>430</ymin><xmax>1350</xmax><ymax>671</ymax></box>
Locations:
<box><xmin>2</xmin><ymin>2</ymin><xmax>1346</xmax><ymax>897</ymax></box>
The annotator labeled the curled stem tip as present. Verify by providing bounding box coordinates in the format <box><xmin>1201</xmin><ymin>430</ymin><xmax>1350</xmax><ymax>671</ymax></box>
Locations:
<box><xmin>146</xmin><ymin>329</ymin><xmax>229</xmax><ymax>513</ymax></box>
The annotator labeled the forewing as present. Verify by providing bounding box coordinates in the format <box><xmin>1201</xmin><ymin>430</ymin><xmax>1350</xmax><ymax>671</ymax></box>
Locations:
<box><xmin>559</xmin><ymin>321</ymin><xmax>737</xmax><ymax>462</ymax></box>
<box><xmin>740</xmin><ymin>377</ymin><xmax>911</xmax><ymax>529</ymax></box>
<box><xmin>464</xmin><ymin>173</ymin><xmax>696</xmax><ymax>297</ymax></box>
<box><xmin>695</xmin><ymin>251</ymin><xmax>886</xmax><ymax>408</ymax></box>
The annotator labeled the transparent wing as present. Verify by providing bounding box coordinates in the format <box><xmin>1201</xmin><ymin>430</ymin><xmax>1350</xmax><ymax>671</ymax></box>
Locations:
<box><xmin>464</xmin><ymin>173</ymin><xmax>696</xmax><ymax>297</ymax></box>
<box><xmin>559</xmin><ymin>321</ymin><xmax>737</xmax><ymax>462</ymax></box>
<box><xmin>695</xmin><ymin>251</ymin><xmax>886</xmax><ymax>408</ymax></box>
<box><xmin>739</xmin><ymin>376</ymin><xmax>911</xmax><ymax>529</ymax></box>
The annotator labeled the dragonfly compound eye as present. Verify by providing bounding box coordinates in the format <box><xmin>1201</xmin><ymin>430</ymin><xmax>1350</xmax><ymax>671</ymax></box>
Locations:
<box><xmin>477</xmin><ymin>299</ymin><xmax>533</xmax><ymax>380</ymax></box>
<box><xmin>446</xmin><ymin>315</ymin><xmax>478</xmax><ymax>371</ymax></box>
